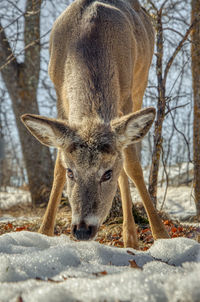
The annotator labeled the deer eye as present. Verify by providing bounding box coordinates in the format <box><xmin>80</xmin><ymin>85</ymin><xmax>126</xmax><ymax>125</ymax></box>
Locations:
<box><xmin>101</xmin><ymin>170</ymin><xmax>112</xmax><ymax>182</ymax></box>
<box><xmin>67</xmin><ymin>168</ymin><xmax>74</xmax><ymax>179</ymax></box>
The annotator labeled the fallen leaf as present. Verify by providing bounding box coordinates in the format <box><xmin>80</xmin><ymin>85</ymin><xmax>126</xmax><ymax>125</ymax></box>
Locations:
<box><xmin>114</xmin><ymin>240</ymin><xmax>124</xmax><ymax>247</ymax></box>
<box><xmin>35</xmin><ymin>277</ymin><xmax>65</xmax><ymax>283</ymax></box>
<box><xmin>7</xmin><ymin>223</ymin><xmax>13</xmax><ymax>229</ymax></box>
<box><xmin>171</xmin><ymin>227</ymin><xmax>177</xmax><ymax>233</ymax></box>
<box><xmin>100</xmin><ymin>270</ymin><xmax>108</xmax><ymax>275</ymax></box>
<box><xmin>15</xmin><ymin>226</ymin><xmax>27</xmax><ymax>232</ymax></box>
<box><xmin>127</xmin><ymin>250</ymin><xmax>135</xmax><ymax>256</ymax></box>
<box><xmin>129</xmin><ymin>260</ymin><xmax>141</xmax><ymax>269</ymax></box>
<box><xmin>93</xmin><ymin>270</ymin><xmax>108</xmax><ymax>276</ymax></box>
<box><xmin>47</xmin><ymin>278</ymin><xmax>64</xmax><ymax>283</ymax></box>
<box><xmin>142</xmin><ymin>246</ymin><xmax>149</xmax><ymax>251</ymax></box>
<box><xmin>142</xmin><ymin>228</ymin><xmax>150</xmax><ymax>233</ymax></box>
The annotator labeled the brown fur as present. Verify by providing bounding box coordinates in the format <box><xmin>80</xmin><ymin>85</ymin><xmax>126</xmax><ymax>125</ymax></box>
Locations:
<box><xmin>21</xmin><ymin>0</ymin><xmax>169</xmax><ymax>248</ymax></box>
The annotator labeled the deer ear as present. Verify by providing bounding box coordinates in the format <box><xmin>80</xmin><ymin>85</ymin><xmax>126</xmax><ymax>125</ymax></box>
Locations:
<box><xmin>111</xmin><ymin>107</ymin><xmax>156</xmax><ymax>149</ymax></box>
<box><xmin>21</xmin><ymin>114</ymin><xmax>76</xmax><ymax>148</ymax></box>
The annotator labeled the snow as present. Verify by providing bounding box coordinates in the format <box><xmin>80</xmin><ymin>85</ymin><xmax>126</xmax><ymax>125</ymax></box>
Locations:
<box><xmin>0</xmin><ymin>232</ymin><xmax>199</xmax><ymax>301</ymax></box>
<box><xmin>157</xmin><ymin>186</ymin><xmax>196</xmax><ymax>220</ymax></box>
<box><xmin>0</xmin><ymin>188</ymin><xmax>31</xmax><ymax>210</ymax></box>
<box><xmin>0</xmin><ymin>182</ymin><xmax>199</xmax><ymax>300</ymax></box>
<box><xmin>130</xmin><ymin>186</ymin><xmax>196</xmax><ymax>221</ymax></box>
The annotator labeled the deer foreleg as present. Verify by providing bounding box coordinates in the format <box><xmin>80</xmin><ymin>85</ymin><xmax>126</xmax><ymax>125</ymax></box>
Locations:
<box><xmin>38</xmin><ymin>151</ymin><xmax>66</xmax><ymax>236</ymax></box>
<box><xmin>118</xmin><ymin>169</ymin><xmax>139</xmax><ymax>249</ymax></box>
<box><xmin>123</xmin><ymin>145</ymin><xmax>169</xmax><ymax>240</ymax></box>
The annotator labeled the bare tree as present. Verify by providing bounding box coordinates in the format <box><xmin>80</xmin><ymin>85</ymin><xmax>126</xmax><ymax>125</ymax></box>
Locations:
<box><xmin>0</xmin><ymin>0</ymin><xmax>53</xmax><ymax>206</ymax></box>
<box><xmin>0</xmin><ymin>93</ymin><xmax>5</xmax><ymax>187</ymax></box>
<box><xmin>142</xmin><ymin>0</ymin><xmax>199</xmax><ymax>207</ymax></box>
<box><xmin>191</xmin><ymin>0</ymin><xmax>200</xmax><ymax>220</ymax></box>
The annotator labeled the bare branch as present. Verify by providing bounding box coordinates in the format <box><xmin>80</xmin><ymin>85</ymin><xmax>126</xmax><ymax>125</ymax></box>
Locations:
<box><xmin>0</xmin><ymin>22</ymin><xmax>18</xmax><ymax>80</ymax></box>
<box><xmin>159</xmin><ymin>0</ymin><xmax>168</xmax><ymax>14</ymax></box>
<box><xmin>167</xmin><ymin>103</ymin><xmax>192</xmax><ymax>162</ymax></box>
<box><xmin>0</xmin><ymin>14</ymin><xmax>23</xmax><ymax>33</ymax></box>
<box><xmin>160</xmin><ymin>144</ymin><xmax>169</xmax><ymax>211</ymax></box>
<box><xmin>163</xmin><ymin>27</ymin><xmax>186</xmax><ymax>38</ymax></box>
<box><xmin>0</xmin><ymin>29</ymin><xmax>50</xmax><ymax>72</ymax></box>
<box><xmin>6</xmin><ymin>0</ymin><xmax>24</xmax><ymax>14</ymax></box>
<box><xmin>146</xmin><ymin>0</ymin><xmax>158</xmax><ymax>12</ymax></box>
<box><xmin>165</xmin><ymin>102</ymin><xmax>190</xmax><ymax>116</ymax></box>
<box><xmin>163</xmin><ymin>13</ymin><xmax>200</xmax><ymax>85</ymax></box>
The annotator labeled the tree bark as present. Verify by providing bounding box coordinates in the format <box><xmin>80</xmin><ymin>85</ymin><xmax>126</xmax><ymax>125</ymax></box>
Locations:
<box><xmin>148</xmin><ymin>3</ymin><xmax>197</xmax><ymax>208</ymax></box>
<box><xmin>0</xmin><ymin>0</ymin><xmax>53</xmax><ymax>206</ymax></box>
<box><xmin>191</xmin><ymin>0</ymin><xmax>200</xmax><ymax>220</ymax></box>
<box><xmin>148</xmin><ymin>11</ymin><xmax>166</xmax><ymax>207</ymax></box>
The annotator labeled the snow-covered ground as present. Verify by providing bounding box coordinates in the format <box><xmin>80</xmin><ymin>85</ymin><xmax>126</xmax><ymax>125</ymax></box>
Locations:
<box><xmin>0</xmin><ymin>232</ymin><xmax>199</xmax><ymax>302</ymax></box>
<box><xmin>130</xmin><ymin>185</ymin><xmax>196</xmax><ymax>221</ymax></box>
<box><xmin>0</xmin><ymin>178</ymin><xmax>199</xmax><ymax>301</ymax></box>
<box><xmin>157</xmin><ymin>186</ymin><xmax>196</xmax><ymax>220</ymax></box>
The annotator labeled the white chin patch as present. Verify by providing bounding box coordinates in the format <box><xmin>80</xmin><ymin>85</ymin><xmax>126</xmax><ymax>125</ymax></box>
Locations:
<box><xmin>71</xmin><ymin>214</ymin><xmax>99</xmax><ymax>226</ymax></box>
<box><xmin>84</xmin><ymin>215</ymin><xmax>99</xmax><ymax>226</ymax></box>
<box><xmin>71</xmin><ymin>214</ymin><xmax>81</xmax><ymax>225</ymax></box>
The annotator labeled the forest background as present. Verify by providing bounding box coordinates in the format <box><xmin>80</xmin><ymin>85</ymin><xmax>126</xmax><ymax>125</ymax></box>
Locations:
<box><xmin>0</xmin><ymin>0</ymin><xmax>200</xmax><ymax>220</ymax></box>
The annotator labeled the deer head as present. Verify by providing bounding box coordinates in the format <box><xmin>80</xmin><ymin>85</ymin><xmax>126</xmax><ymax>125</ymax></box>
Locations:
<box><xmin>21</xmin><ymin>107</ymin><xmax>155</xmax><ymax>240</ymax></box>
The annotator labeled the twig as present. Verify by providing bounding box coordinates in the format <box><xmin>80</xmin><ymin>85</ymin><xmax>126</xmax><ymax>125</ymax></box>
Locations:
<box><xmin>160</xmin><ymin>144</ymin><xmax>169</xmax><ymax>211</ymax></box>
<box><xmin>165</xmin><ymin>102</ymin><xmax>190</xmax><ymax>116</ymax></box>
<box><xmin>147</xmin><ymin>0</ymin><xmax>158</xmax><ymax>12</ymax></box>
<box><xmin>167</xmin><ymin>103</ymin><xmax>192</xmax><ymax>163</ymax></box>
<box><xmin>163</xmin><ymin>13</ymin><xmax>200</xmax><ymax>85</ymax></box>
<box><xmin>0</xmin><ymin>29</ymin><xmax>51</xmax><ymax>72</ymax></box>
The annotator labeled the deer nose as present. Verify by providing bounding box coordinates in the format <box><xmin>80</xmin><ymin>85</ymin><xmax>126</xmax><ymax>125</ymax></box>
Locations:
<box><xmin>71</xmin><ymin>221</ymin><xmax>97</xmax><ymax>240</ymax></box>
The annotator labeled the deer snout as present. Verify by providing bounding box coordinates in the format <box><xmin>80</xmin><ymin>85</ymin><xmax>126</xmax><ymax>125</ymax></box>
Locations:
<box><xmin>71</xmin><ymin>221</ymin><xmax>97</xmax><ymax>241</ymax></box>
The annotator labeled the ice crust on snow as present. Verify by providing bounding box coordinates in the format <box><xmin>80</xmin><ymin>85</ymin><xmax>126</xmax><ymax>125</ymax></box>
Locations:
<box><xmin>0</xmin><ymin>232</ymin><xmax>199</xmax><ymax>301</ymax></box>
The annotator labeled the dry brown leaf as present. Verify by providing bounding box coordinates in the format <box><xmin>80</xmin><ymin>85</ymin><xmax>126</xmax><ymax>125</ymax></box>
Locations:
<box><xmin>129</xmin><ymin>260</ymin><xmax>141</xmax><ymax>269</ymax></box>
<box><xmin>100</xmin><ymin>270</ymin><xmax>108</xmax><ymax>275</ymax></box>
<box><xmin>93</xmin><ymin>270</ymin><xmax>108</xmax><ymax>276</ymax></box>
<box><xmin>127</xmin><ymin>250</ymin><xmax>135</xmax><ymax>256</ymax></box>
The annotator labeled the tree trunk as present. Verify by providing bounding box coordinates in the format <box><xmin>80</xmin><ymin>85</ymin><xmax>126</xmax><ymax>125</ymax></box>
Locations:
<box><xmin>147</xmin><ymin>2</ymin><xmax>196</xmax><ymax>208</ymax></box>
<box><xmin>148</xmin><ymin>11</ymin><xmax>166</xmax><ymax>208</ymax></box>
<box><xmin>0</xmin><ymin>135</ymin><xmax>4</xmax><ymax>187</ymax></box>
<box><xmin>0</xmin><ymin>0</ymin><xmax>53</xmax><ymax>206</ymax></box>
<box><xmin>191</xmin><ymin>0</ymin><xmax>200</xmax><ymax>220</ymax></box>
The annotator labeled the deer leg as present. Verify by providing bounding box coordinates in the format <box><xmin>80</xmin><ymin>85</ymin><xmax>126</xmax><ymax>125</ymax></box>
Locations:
<box><xmin>38</xmin><ymin>151</ymin><xmax>66</xmax><ymax>236</ymax></box>
<box><xmin>123</xmin><ymin>145</ymin><xmax>169</xmax><ymax>239</ymax></box>
<box><xmin>118</xmin><ymin>169</ymin><xmax>139</xmax><ymax>249</ymax></box>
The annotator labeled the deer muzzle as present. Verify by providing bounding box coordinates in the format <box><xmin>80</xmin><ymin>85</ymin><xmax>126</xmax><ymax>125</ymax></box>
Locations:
<box><xmin>71</xmin><ymin>221</ymin><xmax>98</xmax><ymax>240</ymax></box>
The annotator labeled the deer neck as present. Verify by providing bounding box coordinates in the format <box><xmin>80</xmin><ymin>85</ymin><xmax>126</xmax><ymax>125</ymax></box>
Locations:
<box><xmin>63</xmin><ymin>51</ymin><xmax>120</xmax><ymax>125</ymax></box>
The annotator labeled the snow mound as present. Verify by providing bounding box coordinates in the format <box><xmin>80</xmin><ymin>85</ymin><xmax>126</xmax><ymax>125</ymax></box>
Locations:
<box><xmin>0</xmin><ymin>232</ymin><xmax>199</xmax><ymax>301</ymax></box>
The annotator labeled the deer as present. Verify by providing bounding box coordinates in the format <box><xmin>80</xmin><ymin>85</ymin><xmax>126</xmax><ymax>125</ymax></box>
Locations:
<box><xmin>21</xmin><ymin>0</ymin><xmax>169</xmax><ymax>249</ymax></box>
